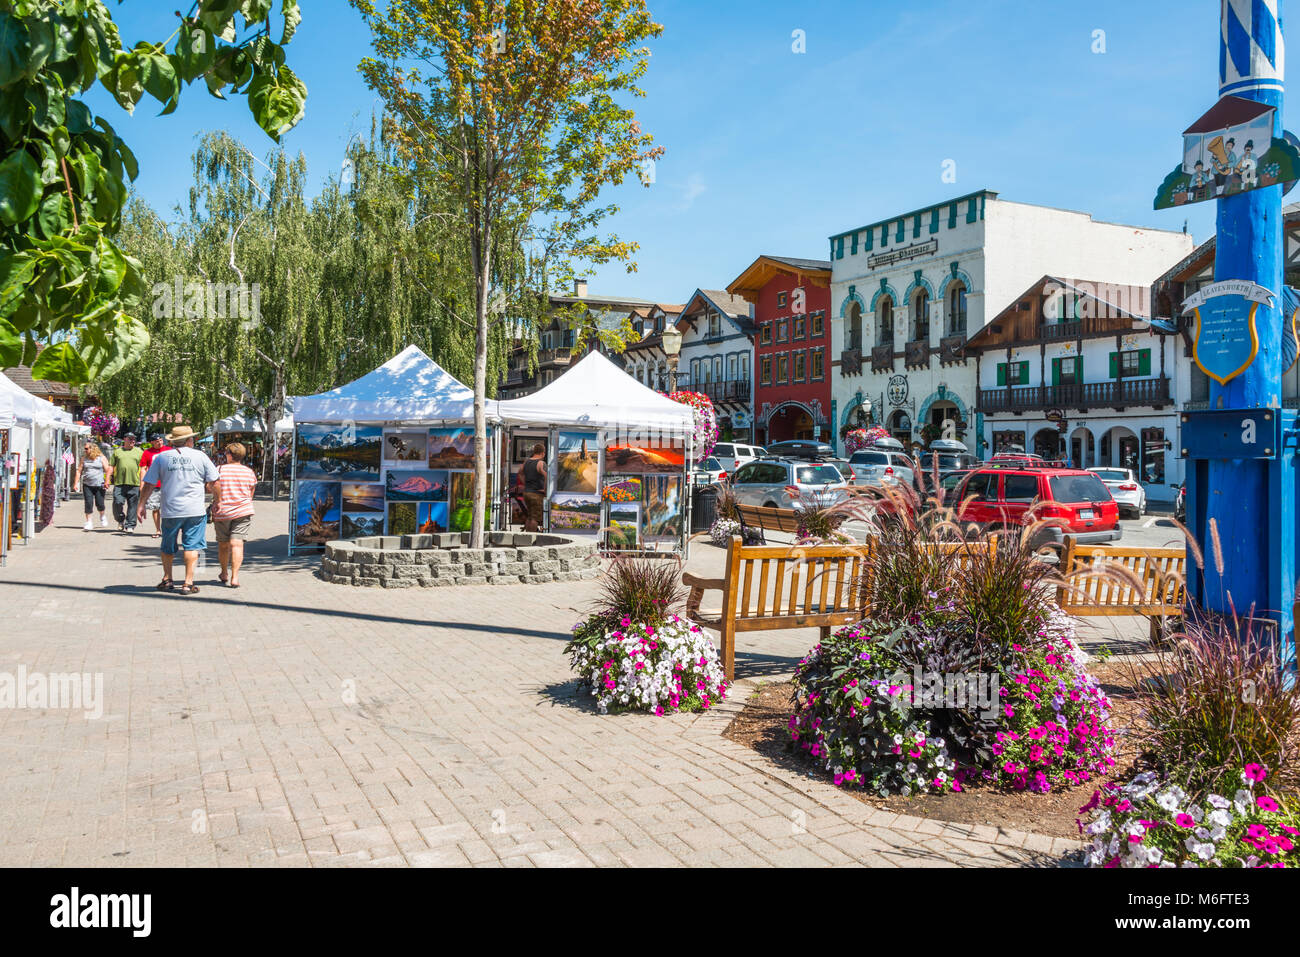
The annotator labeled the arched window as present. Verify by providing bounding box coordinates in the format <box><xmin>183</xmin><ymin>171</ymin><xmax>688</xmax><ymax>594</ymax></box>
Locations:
<box><xmin>912</xmin><ymin>289</ymin><xmax>930</xmax><ymax>341</ymax></box>
<box><xmin>947</xmin><ymin>282</ymin><xmax>967</xmax><ymax>335</ymax></box>
<box><xmin>877</xmin><ymin>297</ymin><xmax>894</xmax><ymax>346</ymax></box>
<box><xmin>847</xmin><ymin>301</ymin><xmax>863</xmax><ymax>351</ymax></box>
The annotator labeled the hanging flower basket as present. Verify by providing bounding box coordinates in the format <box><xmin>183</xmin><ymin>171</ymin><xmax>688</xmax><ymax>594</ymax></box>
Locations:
<box><xmin>665</xmin><ymin>390</ymin><xmax>718</xmax><ymax>462</ymax></box>
<box><xmin>82</xmin><ymin>406</ymin><xmax>120</xmax><ymax>440</ymax></box>
<box><xmin>844</xmin><ymin>426</ymin><xmax>890</xmax><ymax>455</ymax></box>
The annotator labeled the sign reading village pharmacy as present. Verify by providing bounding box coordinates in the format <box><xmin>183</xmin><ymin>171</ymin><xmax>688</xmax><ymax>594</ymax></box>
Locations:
<box><xmin>1182</xmin><ymin>280</ymin><xmax>1272</xmax><ymax>385</ymax></box>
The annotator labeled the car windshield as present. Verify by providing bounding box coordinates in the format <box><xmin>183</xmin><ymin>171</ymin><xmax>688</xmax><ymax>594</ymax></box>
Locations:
<box><xmin>1050</xmin><ymin>474</ymin><xmax>1111</xmax><ymax>503</ymax></box>
<box><xmin>942</xmin><ymin>472</ymin><xmax>968</xmax><ymax>489</ymax></box>
<box><xmin>796</xmin><ymin>465</ymin><xmax>843</xmax><ymax>485</ymax></box>
<box><xmin>1091</xmin><ymin>469</ymin><xmax>1128</xmax><ymax>481</ymax></box>
<box><xmin>849</xmin><ymin>451</ymin><xmax>888</xmax><ymax>465</ymax></box>
<box><xmin>920</xmin><ymin>453</ymin><xmax>964</xmax><ymax>470</ymax></box>
<box><xmin>702</xmin><ymin>457</ymin><xmax>722</xmax><ymax>470</ymax></box>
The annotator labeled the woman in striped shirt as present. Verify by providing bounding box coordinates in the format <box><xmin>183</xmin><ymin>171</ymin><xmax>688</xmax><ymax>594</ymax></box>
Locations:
<box><xmin>212</xmin><ymin>442</ymin><xmax>257</xmax><ymax>588</ymax></box>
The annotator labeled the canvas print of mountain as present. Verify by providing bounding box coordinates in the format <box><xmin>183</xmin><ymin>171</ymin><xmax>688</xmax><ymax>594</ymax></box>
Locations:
<box><xmin>427</xmin><ymin>427</ymin><xmax>475</xmax><ymax>470</ymax></box>
<box><xmin>642</xmin><ymin>475</ymin><xmax>682</xmax><ymax>541</ymax></box>
<box><xmin>341</xmin><ymin>482</ymin><xmax>384</xmax><ymax>513</ymax></box>
<box><xmin>342</xmin><ymin>513</ymin><xmax>384</xmax><ymax>538</ymax></box>
<box><xmin>383</xmin><ymin>430</ymin><xmax>427</xmax><ymax>467</ymax></box>
<box><xmin>296</xmin><ymin>424</ymin><xmax>382</xmax><ymax>481</ymax></box>
<box><xmin>606</xmin><ymin>502</ymin><xmax>639</xmax><ymax>551</ymax></box>
<box><xmin>603</xmin><ymin>442</ymin><xmax>685</xmax><ymax>474</ymax></box>
<box><xmin>295</xmin><ymin>481</ymin><xmax>340</xmax><ymax>545</ymax></box>
<box><xmin>551</xmin><ymin>492</ymin><xmax>600</xmax><ymax>533</ymax></box>
<box><xmin>385</xmin><ymin>469</ymin><xmax>449</xmax><ymax>501</ymax></box>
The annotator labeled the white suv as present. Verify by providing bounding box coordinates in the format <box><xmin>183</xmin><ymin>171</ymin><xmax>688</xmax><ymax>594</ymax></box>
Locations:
<box><xmin>846</xmin><ymin>449</ymin><xmax>916</xmax><ymax>488</ymax></box>
<box><xmin>729</xmin><ymin>459</ymin><xmax>848</xmax><ymax>509</ymax></box>
<box><xmin>712</xmin><ymin>442</ymin><xmax>766</xmax><ymax>474</ymax></box>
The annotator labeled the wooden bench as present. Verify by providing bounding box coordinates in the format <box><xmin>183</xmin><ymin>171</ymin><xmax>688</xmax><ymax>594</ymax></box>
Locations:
<box><xmin>733</xmin><ymin>503</ymin><xmax>800</xmax><ymax>544</ymax></box>
<box><xmin>1055</xmin><ymin>537</ymin><xmax>1186</xmax><ymax>641</ymax></box>
<box><xmin>683</xmin><ymin>535</ymin><xmax>873</xmax><ymax>679</ymax></box>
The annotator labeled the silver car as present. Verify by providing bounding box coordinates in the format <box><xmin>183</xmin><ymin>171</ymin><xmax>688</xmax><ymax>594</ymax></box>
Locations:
<box><xmin>712</xmin><ymin>442</ymin><xmax>766</xmax><ymax>474</ymax></box>
<box><xmin>846</xmin><ymin>449</ymin><xmax>916</xmax><ymax>489</ymax></box>
<box><xmin>729</xmin><ymin>459</ymin><xmax>848</xmax><ymax>509</ymax></box>
<box><xmin>1088</xmin><ymin>467</ymin><xmax>1147</xmax><ymax>518</ymax></box>
<box><xmin>688</xmin><ymin>456</ymin><xmax>727</xmax><ymax>488</ymax></box>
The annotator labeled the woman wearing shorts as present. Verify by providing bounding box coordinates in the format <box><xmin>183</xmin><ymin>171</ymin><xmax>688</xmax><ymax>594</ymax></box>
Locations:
<box><xmin>75</xmin><ymin>442</ymin><xmax>111</xmax><ymax>530</ymax></box>
<box><xmin>212</xmin><ymin>442</ymin><xmax>257</xmax><ymax>588</ymax></box>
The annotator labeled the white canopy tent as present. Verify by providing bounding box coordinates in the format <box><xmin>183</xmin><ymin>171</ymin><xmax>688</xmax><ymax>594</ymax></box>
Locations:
<box><xmin>1</xmin><ymin>372</ymin><xmax>76</xmax><ymax>561</ymax></box>
<box><xmin>494</xmin><ymin>351</ymin><xmax>694</xmax><ymax>436</ymax></box>
<box><xmin>213</xmin><ymin>397</ymin><xmax>295</xmax><ymax>435</ymax></box>
<box><xmin>294</xmin><ymin>345</ymin><xmax>492</xmax><ymax>424</ymax></box>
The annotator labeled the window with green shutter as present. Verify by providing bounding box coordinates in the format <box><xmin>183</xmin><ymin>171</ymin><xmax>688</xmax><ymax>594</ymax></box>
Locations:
<box><xmin>1053</xmin><ymin>357</ymin><xmax>1082</xmax><ymax>385</ymax></box>
<box><xmin>948</xmin><ymin>204</ymin><xmax>957</xmax><ymax>228</ymax></box>
<box><xmin>913</xmin><ymin>214</ymin><xmax>921</xmax><ymax>238</ymax></box>
<box><xmin>1109</xmin><ymin>351</ymin><xmax>1118</xmax><ymax>378</ymax></box>
<box><xmin>850</xmin><ymin>233</ymin><xmax>858</xmax><ymax>255</ymax></box>
<box><xmin>863</xmin><ymin>227</ymin><xmax>873</xmax><ymax>251</ymax></box>
<box><xmin>835</xmin><ymin>237</ymin><xmax>844</xmax><ymax>259</ymax></box>
<box><xmin>999</xmin><ymin>362</ymin><xmax>1028</xmax><ymax>386</ymax></box>
<box><xmin>1019</xmin><ymin>360</ymin><xmax>1029</xmax><ymax>384</ymax></box>
<box><xmin>1139</xmin><ymin>348</ymin><xmax>1151</xmax><ymax>376</ymax></box>
<box><xmin>1112</xmin><ymin>350</ymin><xmax>1143</xmax><ymax>377</ymax></box>
<box><xmin>1052</xmin><ymin>357</ymin><xmax>1061</xmax><ymax>386</ymax></box>
<box><xmin>881</xmin><ymin>225</ymin><xmax>889</xmax><ymax>247</ymax></box>
<box><xmin>967</xmin><ymin>198</ymin><xmax>978</xmax><ymax>223</ymax></box>
<box><xmin>997</xmin><ymin>363</ymin><xmax>1007</xmax><ymax>386</ymax></box>
<box><xmin>895</xmin><ymin>220</ymin><xmax>904</xmax><ymax>242</ymax></box>
<box><xmin>929</xmin><ymin>209</ymin><xmax>939</xmax><ymax>234</ymax></box>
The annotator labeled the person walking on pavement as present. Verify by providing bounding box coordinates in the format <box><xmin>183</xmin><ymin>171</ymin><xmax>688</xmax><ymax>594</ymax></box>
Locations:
<box><xmin>138</xmin><ymin>433</ymin><xmax>171</xmax><ymax>538</ymax></box>
<box><xmin>137</xmin><ymin>425</ymin><xmax>218</xmax><ymax>595</ymax></box>
<box><xmin>109</xmin><ymin>432</ymin><xmax>144</xmax><ymax>532</ymax></box>
<box><xmin>212</xmin><ymin>442</ymin><xmax>256</xmax><ymax>588</ymax></box>
<box><xmin>75</xmin><ymin>441</ymin><xmax>112</xmax><ymax>530</ymax></box>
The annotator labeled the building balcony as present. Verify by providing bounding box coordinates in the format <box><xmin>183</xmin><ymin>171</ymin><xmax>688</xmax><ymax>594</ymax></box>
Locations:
<box><xmin>538</xmin><ymin>347</ymin><xmax>572</xmax><ymax>366</ymax></box>
<box><xmin>939</xmin><ymin>334</ymin><xmax>965</xmax><ymax>365</ymax></box>
<box><xmin>904</xmin><ymin>339</ymin><xmax>930</xmax><ymax>369</ymax></box>
<box><xmin>699</xmin><ymin>379</ymin><xmax>751</xmax><ymax>404</ymax></box>
<box><xmin>839</xmin><ymin>348</ymin><xmax>863</xmax><ymax>376</ymax></box>
<box><xmin>976</xmin><ymin>376</ymin><xmax>1172</xmax><ymax>414</ymax></box>
<box><xmin>504</xmin><ymin>368</ymin><xmax>524</xmax><ymax>386</ymax></box>
<box><xmin>871</xmin><ymin>344</ymin><xmax>894</xmax><ymax>373</ymax></box>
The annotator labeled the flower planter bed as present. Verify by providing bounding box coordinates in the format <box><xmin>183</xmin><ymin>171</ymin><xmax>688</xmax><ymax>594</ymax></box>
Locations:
<box><xmin>320</xmin><ymin>531</ymin><xmax>600</xmax><ymax>587</ymax></box>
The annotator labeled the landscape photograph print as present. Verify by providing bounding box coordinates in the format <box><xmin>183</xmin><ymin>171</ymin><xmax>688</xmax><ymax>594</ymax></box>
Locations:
<box><xmin>386</xmin><ymin>502</ymin><xmax>417</xmax><ymax>537</ymax></box>
<box><xmin>427</xmin><ymin>427</ymin><xmax>475</xmax><ymax>470</ymax></box>
<box><xmin>385</xmin><ymin>469</ymin><xmax>449</xmax><ymax>501</ymax></box>
<box><xmin>606</xmin><ymin>502</ymin><xmax>640</xmax><ymax>551</ymax></box>
<box><xmin>642</xmin><ymin>475</ymin><xmax>683</xmax><ymax>541</ymax></box>
<box><xmin>383</xmin><ymin>430</ymin><xmax>427</xmax><ymax>467</ymax></box>
<box><xmin>342</xmin><ymin>513</ymin><xmax>384</xmax><ymax>538</ymax></box>
<box><xmin>449</xmin><ymin>471</ymin><xmax>474</xmax><ymax>532</ymax></box>
<box><xmin>296</xmin><ymin>424</ymin><xmax>382</xmax><ymax>481</ymax></box>
<box><xmin>341</xmin><ymin>482</ymin><xmax>384</xmax><ymax>513</ymax></box>
<box><xmin>556</xmin><ymin>431</ymin><xmax>598</xmax><ymax>493</ymax></box>
<box><xmin>295</xmin><ymin>481</ymin><xmax>341</xmax><ymax>546</ymax></box>
<box><xmin>418</xmin><ymin>501</ymin><xmax>450</xmax><ymax>534</ymax></box>
<box><xmin>550</xmin><ymin>492</ymin><xmax>601</xmax><ymax>533</ymax></box>
<box><xmin>603</xmin><ymin>440</ymin><xmax>685</xmax><ymax>475</ymax></box>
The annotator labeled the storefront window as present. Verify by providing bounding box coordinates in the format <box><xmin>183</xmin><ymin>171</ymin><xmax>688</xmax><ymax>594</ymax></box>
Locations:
<box><xmin>993</xmin><ymin>430</ymin><xmax>1025</xmax><ymax>454</ymax></box>
<box><xmin>1141</xmin><ymin>427</ymin><xmax>1166</xmax><ymax>484</ymax></box>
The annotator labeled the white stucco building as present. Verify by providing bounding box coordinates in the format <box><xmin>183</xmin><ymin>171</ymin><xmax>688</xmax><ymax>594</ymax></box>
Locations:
<box><xmin>827</xmin><ymin>190</ymin><xmax>1195</xmax><ymax>457</ymax></box>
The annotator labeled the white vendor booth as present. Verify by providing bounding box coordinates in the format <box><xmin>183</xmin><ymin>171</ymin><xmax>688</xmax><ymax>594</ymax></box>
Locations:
<box><xmin>495</xmin><ymin>351</ymin><xmax>697</xmax><ymax>556</ymax></box>
<box><xmin>288</xmin><ymin>346</ymin><xmax>501</xmax><ymax>554</ymax></box>
<box><xmin>0</xmin><ymin>372</ymin><xmax>76</xmax><ymax>565</ymax></box>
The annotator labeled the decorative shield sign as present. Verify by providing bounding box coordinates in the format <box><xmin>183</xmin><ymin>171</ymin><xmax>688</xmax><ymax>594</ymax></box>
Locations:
<box><xmin>887</xmin><ymin>374</ymin><xmax>908</xmax><ymax>406</ymax></box>
<box><xmin>1182</xmin><ymin>280</ymin><xmax>1272</xmax><ymax>385</ymax></box>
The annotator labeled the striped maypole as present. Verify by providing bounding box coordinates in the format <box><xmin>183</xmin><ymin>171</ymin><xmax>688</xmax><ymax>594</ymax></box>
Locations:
<box><xmin>1200</xmin><ymin>0</ymin><xmax>1288</xmax><ymax>626</ymax></box>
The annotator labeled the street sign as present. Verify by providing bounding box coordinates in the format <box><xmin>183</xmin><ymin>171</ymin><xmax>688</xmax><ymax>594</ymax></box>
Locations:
<box><xmin>1184</xmin><ymin>280</ymin><xmax>1272</xmax><ymax>384</ymax></box>
<box><xmin>1179</xmin><ymin>408</ymin><xmax>1281</xmax><ymax>459</ymax></box>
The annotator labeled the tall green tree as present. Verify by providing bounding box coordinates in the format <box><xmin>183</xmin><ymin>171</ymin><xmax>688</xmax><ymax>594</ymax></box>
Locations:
<box><xmin>350</xmin><ymin>0</ymin><xmax>664</xmax><ymax>548</ymax></box>
<box><xmin>0</xmin><ymin>0</ymin><xmax>307</xmax><ymax>384</ymax></box>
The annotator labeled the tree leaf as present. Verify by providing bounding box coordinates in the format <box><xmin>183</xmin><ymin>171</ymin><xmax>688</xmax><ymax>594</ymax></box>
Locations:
<box><xmin>30</xmin><ymin>339</ymin><xmax>91</xmax><ymax>384</ymax></box>
<box><xmin>281</xmin><ymin>0</ymin><xmax>301</xmax><ymax>44</ymax></box>
<box><xmin>37</xmin><ymin>191</ymin><xmax>71</xmax><ymax>238</ymax></box>
<box><xmin>80</xmin><ymin>312</ymin><xmax>149</xmax><ymax>381</ymax></box>
<box><xmin>0</xmin><ymin>12</ymin><xmax>31</xmax><ymax>89</ymax></box>
<box><xmin>247</xmin><ymin>65</ymin><xmax>307</xmax><ymax>140</ymax></box>
<box><xmin>0</xmin><ymin>316</ymin><xmax>20</xmax><ymax>367</ymax></box>
<box><xmin>0</xmin><ymin>149</ymin><xmax>41</xmax><ymax>225</ymax></box>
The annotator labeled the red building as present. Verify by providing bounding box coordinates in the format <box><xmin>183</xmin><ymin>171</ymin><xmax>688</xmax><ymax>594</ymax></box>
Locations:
<box><xmin>726</xmin><ymin>255</ymin><xmax>832</xmax><ymax>445</ymax></box>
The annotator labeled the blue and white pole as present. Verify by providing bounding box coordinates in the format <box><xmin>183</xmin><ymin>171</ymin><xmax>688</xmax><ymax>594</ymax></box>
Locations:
<box><xmin>1192</xmin><ymin>0</ymin><xmax>1294</xmax><ymax>664</ymax></box>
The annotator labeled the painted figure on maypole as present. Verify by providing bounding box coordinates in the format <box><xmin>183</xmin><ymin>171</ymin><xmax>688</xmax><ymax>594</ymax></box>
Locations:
<box><xmin>1155</xmin><ymin>0</ymin><xmax>1298</xmax><ymax>673</ymax></box>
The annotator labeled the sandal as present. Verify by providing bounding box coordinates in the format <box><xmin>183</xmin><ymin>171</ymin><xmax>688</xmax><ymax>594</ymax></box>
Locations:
<box><xmin>177</xmin><ymin>583</ymin><xmax>200</xmax><ymax>595</ymax></box>
<box><xmin>156</xmin><ymin>578</ymin><xmax>174</xmax><ymax>592</ymax></box>
<box><xmin>218</xmin><ymin>572</ymin><xmax>228</xmax><ymax>584</ymax></box>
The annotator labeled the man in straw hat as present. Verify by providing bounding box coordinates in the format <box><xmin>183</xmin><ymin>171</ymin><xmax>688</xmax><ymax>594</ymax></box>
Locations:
<box><xmin>136</xmin><ymin>425</ymin><xmax>220</xmax><ymax>596</ymax></box>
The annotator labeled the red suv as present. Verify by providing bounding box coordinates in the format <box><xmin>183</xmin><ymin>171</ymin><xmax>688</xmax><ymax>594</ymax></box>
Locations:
<box><xmin>954</xmin><ymin>466</ymin><xmax>1122</xmax><ymax>547</ymax></box>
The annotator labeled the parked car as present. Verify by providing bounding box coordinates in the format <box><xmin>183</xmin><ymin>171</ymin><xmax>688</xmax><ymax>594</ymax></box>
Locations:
<box><xmin>764</xmin><ymin>439</ymin><xmax>835</xmax><ymax>461</ymax></box>
<box><xmin>846</xmin><ymin>448</ymin><xmax>917</xmax><ymax>488</ymax></box>
<box><xmin>729</xmin><ymin>458</ymin><xmax>848</xmax><ymax>510</ymax></box>
<box><xmin>825</xmin><ymin>458</ymin><xmax>854</xmax><ymax>483</ymax></box>
<box><xmin>1088</xmin><ymin>467</ymin><xmax>1147</xmax><ymax>518</ymax></box>
<box><xmin>712</xmin><ymin>442</ymin><xmax>766</xmax><ymax>474</ymax></box>
<box><xmin>688</xmin><ymin>456</ymin><xmax>727</xmax><ymax>488</ymax></box>
<box><xmin>933</xmin><ymin>467</ymin><xmax>976</xmax><ymax>507</ymax></box>
<box><xmin>1174</xmin><ymin>483</ymin><xmax>1186</xmax><ymax>523</ymax></box>
<box><xmin>954</xmin><ymin>466</ymin><xmax>1122</xmax><ymax>547</ymax></box>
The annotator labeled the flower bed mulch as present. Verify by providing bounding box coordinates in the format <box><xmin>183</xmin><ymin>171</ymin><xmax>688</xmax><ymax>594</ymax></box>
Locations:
<box><xmin>722</xmin><ymin>661</ymin><xmax>1142</xmax><ymax>841</ymax></box>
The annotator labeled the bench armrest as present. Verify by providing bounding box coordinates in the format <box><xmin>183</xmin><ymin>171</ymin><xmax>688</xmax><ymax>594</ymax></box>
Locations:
<box><xmin>681</xmin><ymin>573</ymin><xmax>725</xmax><ymax>591</ymax></box>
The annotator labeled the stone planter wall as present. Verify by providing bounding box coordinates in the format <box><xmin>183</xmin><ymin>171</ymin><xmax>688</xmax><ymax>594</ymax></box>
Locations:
<box><xmin>320</xmin><ymin>531</ymin><xmax>601</xmax><ymax>588</ymax></box>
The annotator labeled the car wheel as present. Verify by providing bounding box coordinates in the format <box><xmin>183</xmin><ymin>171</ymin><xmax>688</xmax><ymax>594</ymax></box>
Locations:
<box><xmin>764</xmin><ymin>501</ymin><xmax>778</xmax><ymax>510</ymax></box>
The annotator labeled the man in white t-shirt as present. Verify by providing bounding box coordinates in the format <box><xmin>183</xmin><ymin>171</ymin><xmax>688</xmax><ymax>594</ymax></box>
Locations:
<box><xmin>137</xmin><ymin>425</ymin><xmax>219</xmax><ymax>595</ymax></box>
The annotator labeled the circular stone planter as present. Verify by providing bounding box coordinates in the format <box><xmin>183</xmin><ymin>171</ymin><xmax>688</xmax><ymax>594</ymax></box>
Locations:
<box><xmin>320</xmin><ymin>531</ymin><xmax>601</xmax><ymax>588</ymax></box>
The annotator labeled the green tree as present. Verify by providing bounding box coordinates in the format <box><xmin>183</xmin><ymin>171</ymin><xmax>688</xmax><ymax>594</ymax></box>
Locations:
<box><xmin>0</xmin><ymin>0</ymin><xmax>307</xmax><ymax>384</ymax></box>
<box><xmin>350</xmin><ymin>0</ymin><xmax>663</xmax><ymax>548</ymax></box>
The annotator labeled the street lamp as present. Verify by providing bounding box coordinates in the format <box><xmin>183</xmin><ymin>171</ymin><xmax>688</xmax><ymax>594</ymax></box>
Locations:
<box><xmin>661</xmin><ymin>323</ymin><xmax>682</xmax><ymax>392</ymax></box>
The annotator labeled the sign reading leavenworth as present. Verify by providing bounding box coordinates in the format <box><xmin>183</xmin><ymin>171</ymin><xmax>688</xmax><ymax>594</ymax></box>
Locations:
<box><xmin>1182</xmin><ymin>279</ymin><xmax>1273</xmax><ymax>384</ymax></box>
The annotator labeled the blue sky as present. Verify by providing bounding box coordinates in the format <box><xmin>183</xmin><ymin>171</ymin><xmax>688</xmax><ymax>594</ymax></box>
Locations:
<box><xmin>97</xmin><ymin>1</ymin><xmax>1256</xmax><ymax>302</ymax></box>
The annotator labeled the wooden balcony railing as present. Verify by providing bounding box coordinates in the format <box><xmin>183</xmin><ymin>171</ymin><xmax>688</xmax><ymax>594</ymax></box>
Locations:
<box><xmin>977</xmin><ymin>376</ymin><xmax>1171</xmax><ymax>413</ymax></box>
<box><xmin>904</xmin><ymin>339</ymin><xmax>930</xmax><ymax>369</ymax></box>
<box><xmin>871</xmin><ymin>344</ymin><xmax>894</xmax><ymax>373</ymax></box>
<box><xmin>699</xmin><ymin>379</ymin><xmax>751</xmax><ymax>403</ymax></box>
<box><xmin>839</xmin><ymin>348</ymin><xmax>863</xmax><ymax>376</ymax></box>
<box><xmin>538</xmin><ymin>347</ymin><xmax>572</xmax><ymax>366</ymax></box>
<box><xmin>939</xmin><ymin>334</ymin><xmax>964</xmax><ymax>364</ymax></box>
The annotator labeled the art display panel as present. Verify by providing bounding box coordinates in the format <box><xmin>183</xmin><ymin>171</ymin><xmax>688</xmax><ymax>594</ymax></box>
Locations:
<box><xmin>295</xmin><ymin>480</ymin><xmax>341</xmax><ymax>545</ymax></box>
<box><xmin>296</xmin><ymin>425</ymin><xmax>382</xmax><ymax>481</ymax></box>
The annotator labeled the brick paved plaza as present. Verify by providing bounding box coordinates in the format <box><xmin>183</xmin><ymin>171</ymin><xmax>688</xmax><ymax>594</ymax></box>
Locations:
<box><xmin>0</xmin><ymin>499</ymin><xmax>1096</xmax><ymax>867</ymax></box>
